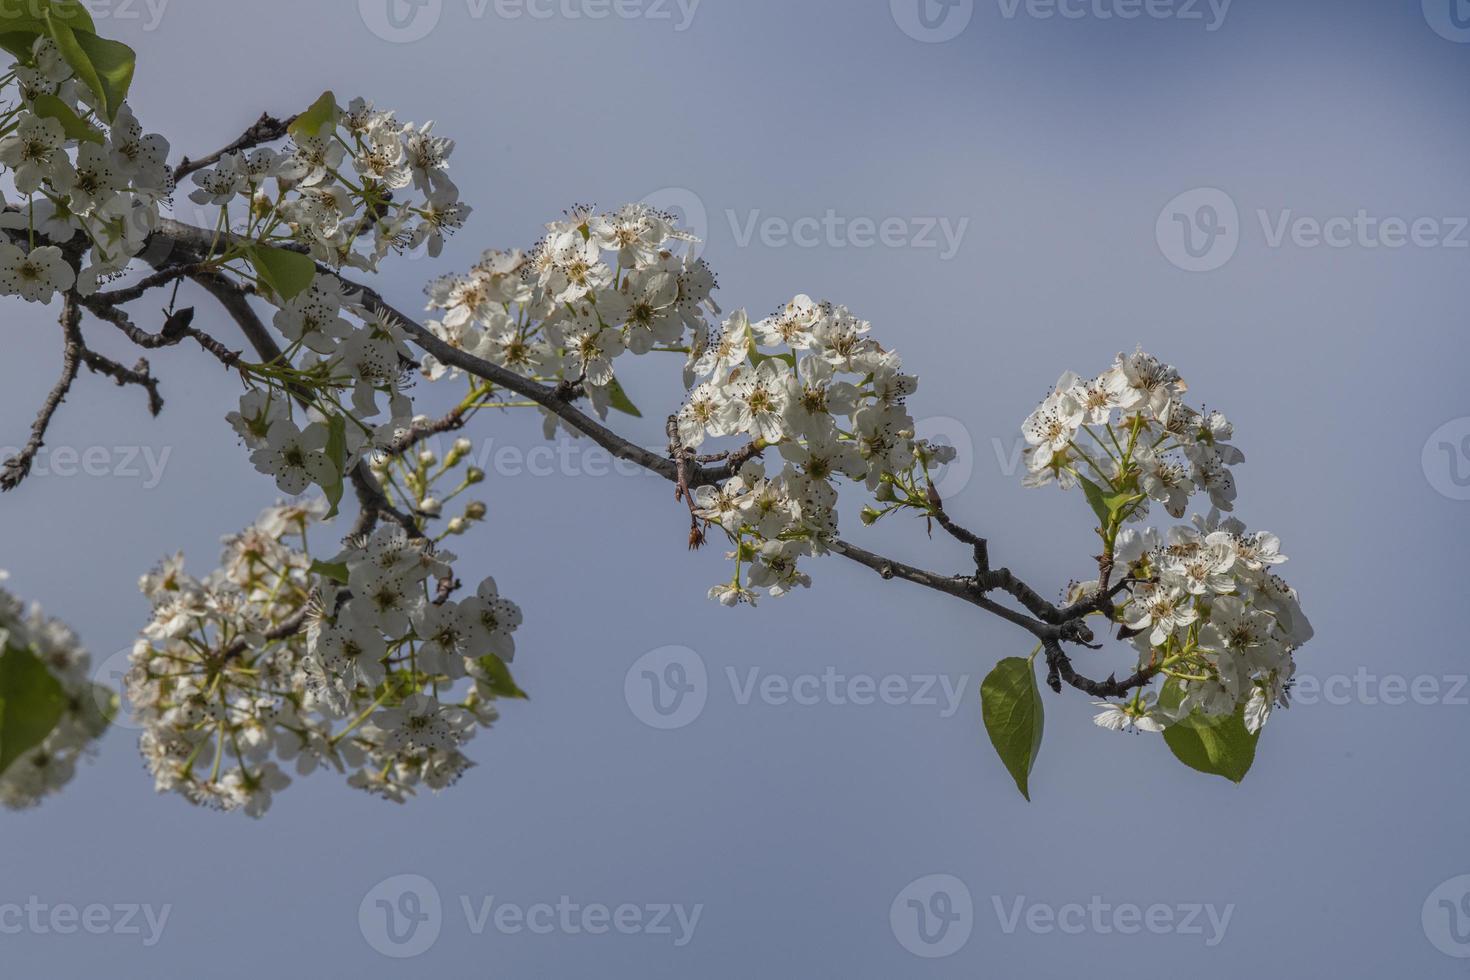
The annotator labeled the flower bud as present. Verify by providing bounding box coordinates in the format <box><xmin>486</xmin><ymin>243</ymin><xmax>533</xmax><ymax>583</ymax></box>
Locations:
<box><xmin>419</xmin><ymin>497</ymin><xmax>443</xmax><ymax>517</ymax></box>
<box><xmin>465</xmin><ymin>467</ymin><xmax>485</xmax><ymax>485</ymax></box>
<box><xmin>464</xmin><ymin>500</ymin><xmax>487</xmax><ymax>521</ymax></box>
<box><xmin>418</xmin><ymin>449</ymin><xmax>437</xmax><ymax>467</ymax></box>
<box><xmin>446</xmin><ymin>517</ymin><xmax>467</xmax><ymax>535</ymax></box>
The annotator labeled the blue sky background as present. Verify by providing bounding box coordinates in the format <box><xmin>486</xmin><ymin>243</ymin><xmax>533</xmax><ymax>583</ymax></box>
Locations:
<box><xmin>3</xmin><ymin>0</ymin><xmax>1469</xmax><ymax>975</ymax></box>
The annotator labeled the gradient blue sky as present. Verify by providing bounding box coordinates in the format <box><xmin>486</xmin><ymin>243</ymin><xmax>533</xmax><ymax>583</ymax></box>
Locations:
<box><xmin>2</xmin><ymin>0</ymin><xmax>1469</xmax><ymax>976</ymax></box>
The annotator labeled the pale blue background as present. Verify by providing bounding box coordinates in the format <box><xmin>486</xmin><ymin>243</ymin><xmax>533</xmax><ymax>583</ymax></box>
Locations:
<box><xmin>2</xmin><ymin>0</ymin><xmax>1468</xmax><ymax>976</ymax></box>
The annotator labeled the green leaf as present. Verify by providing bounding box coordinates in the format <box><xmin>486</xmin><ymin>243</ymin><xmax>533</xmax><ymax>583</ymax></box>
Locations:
<box><xmin>1078</xmin><ymin>474</ymin><xmax>1111</xmax><ymax>527</ymax></box>
<box><xmin>309</xmin><ymin>559</ymin><xmax>350</xmax><ymax>585</ymax></box>
<box><xmin>0</xmin><ymin>644</ymin><xmax>66</xmax><ymax>777</ymax></box>
<box><xmin>321</xmin><ymin>414</ymin><xmax>347</xmax><ymax>520</ymax></box>
<box><xmin>1159</xmin><ymin>680</ymin><xmax>1260</xmax><ymax>783</ymax></box>
<box><xmin>288</xmin><ymin>90</ymin><xmax>339</xmax><ymax>142</ymax></box>
<box><xmin>980</xmin><ymin>657</ymin><xmax>1045</xmax><ymax>801</ymax></box>
<box><xmin>747</xmin><ymin>337</ymin><xmax>796</xmax><ymax>370</ymax></box>
<box><xmin>605</xmin><ymin>377</ymin><xmax>642</xmax><ymax>418</ymax></box>
<box><xmin>247</xmin><ymin>244</ymin><xmax>316</xmax><ymax>302</ymax></box>
<box><xmin>0</xmin><ymin>0</ymin><xmax>93</xmax><ymax>36</ymax></box>
<box><xmin>476</xmin><ymin>655</ymin><xmax>529</xmax><ymax>701</ymax></box>
<box><xmin>0</xmin><ymin>31</ymin><xmax>39</xmax><ymax>60</ymax></box>
<box><xmin>45</xmin><ymin>15</ymin><xmax>134</xmax><ymax>123</ymax></box>
<box><xmin>31</xmin><ymin>92</ymin><xmax>102</xmax><ymax>143</ymax></box>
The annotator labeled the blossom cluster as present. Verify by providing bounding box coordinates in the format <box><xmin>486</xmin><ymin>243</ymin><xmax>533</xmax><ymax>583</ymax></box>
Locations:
<box><xmin>1018</xmin><ymin>351</ymin><xmax>1313</xmax><ymax>735</ymax></box>
<box><xmin>0</xmin><ymin>37</ymin><xmax>172</xmax><ymax>298</ymax></box>
<box><xmin>185</xmin><ymin>94</ymin><xmax>468</xmax><ymax>273</ymax></box>
<box><xmin>421</xmin><ymin>207</ymin><xmax>954</xmax><ymax>604</ymax></box>
<box><xmin>128</xmin><ymin>492</ymin><xmax>523</xmax><ymax>816</ymax></box>
<box><xmin>0</xmin><ymin>572</ymin><xmax>112</xmax><ymax>810</ymax></box>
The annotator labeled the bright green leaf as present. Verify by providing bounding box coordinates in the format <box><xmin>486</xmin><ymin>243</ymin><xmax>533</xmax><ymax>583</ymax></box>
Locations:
<box><xmin>45</xmin><ymin>14</ymin><xmax>134</xmax><ymax>123</ymax></box>
<box><xmin>309</xmin><ymin>559</ymin><xmax>350</xmax><ymax>585</ymax></box>
<box><xmin>1078</xmin><ymin>474</ymin><xmax>1111</xmax><ymax>528</ymax></box>
<box><xmin>980</xmin><ymin>656</ymin><xmax>1045</xmax><ymax>801</ymax></box>
<box><xmin>476</xmin><ymin>655</ymin><xmax>529</xmax><ymax>701</ymax></box>
<box><xmin>288</xmin><ymin>90</ymin><xmax>339</xmax><ymax>142</ymax></box>
<box><xmin>247</xmin><ymin>244</ymin><xmax>316</xmax><ymax>302</ymax></box>
<box><xmin>1159</xmin><ymin>680</ymin><xmax>1260</xmax><ymax>783</ymax></box>
<box><xmin>0</xmin><ymin>644</ymin><xmax>66</xmax><ymax>777</ymax></box>
<box><xmin>322</xmin><ymin>414</ymin><xmax>348</xmax><ymax>521</ymax></box>
<box><xmin>606</xmin><ymin>378</ymin><xmax>642</xmax><ymax>418</ymax></box>
<box><xmin>31</xmin><ymin>92</ymin><xmax>102</xmax><ymax>143</ymax></box>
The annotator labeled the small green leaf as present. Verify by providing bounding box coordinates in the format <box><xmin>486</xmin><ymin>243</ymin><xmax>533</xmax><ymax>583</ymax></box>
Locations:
<box><xmin>0</xmin><ymin>643</ymin><xmax>66</xmax><ymax>777</ymax></box>
<box><xmin>247</xmin><ymin>244</ymin><xmax>316</xmax><ymax>302</ymax></box>
<box><xmin>605</xmin><ymin>377</ymin><xmax>643</xmax><ymax>418</ymax></box>
<box><xmin>476</xmin><ymin>655</ymin><xmax>529</xmax><ymax>700</ymax></box>
<box><xmin>31</xmin><ymin>92</ymin><xmax>102</xmax><ymax>143</ymax></box>
<box><xmin>309</xmin><ymin>559</ymin><xmax>350</xmax><ymax>585</ymax></box>
<box><xmin>288</xmin><ymin>90</ymin><xmax>339</xmax><ymax>142</ymax></box>
<box><xmin>981</xmin><ymin>656</ymin><xmax>1045</xmax><ymax>801</ymax></box>
<box><xmin>45</xmin><ymin>15</ymin><xmax>134</xmax><ymax>123</ymax></box>
<box><xmin>1159</xmin><ymin>680</ymin><xmax>1260</xmax><ymax>783</ymax></box>
<box><xmin>1078</xmin><ymin>474</ymin><xmax>1111</xmax><ymax>527</ymax></box>
<box><xmin>321</xmin><ymin>414</ymin><xmax>347</xmax><ymax>520</ymax></box>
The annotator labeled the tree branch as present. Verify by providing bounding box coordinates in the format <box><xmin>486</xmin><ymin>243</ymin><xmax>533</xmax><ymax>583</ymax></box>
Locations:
<box><xmin>2</xmin><ymin>295</ymin><xmax>84</xmax><ymax>491</ymax></box>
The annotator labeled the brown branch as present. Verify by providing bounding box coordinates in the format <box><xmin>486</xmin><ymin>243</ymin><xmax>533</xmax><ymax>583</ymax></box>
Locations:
<box><xmin>76</xmin><ymin>345</ymin><xmax>164</xmax><ymax>417</ymax></box>
<box><xmin>134</xmin><ymin>219</ymin><xmax>1157</xmax><ymax>702</ymax></box>
<box><xmin>2</xmin><ymin>295</ymin><xmax>83</xmax><ymax>491</ymax></box>
<box><xmin>173</xmin><ymin>111</ymin><xmax>297</xmax><ymax>183</ymax></box>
